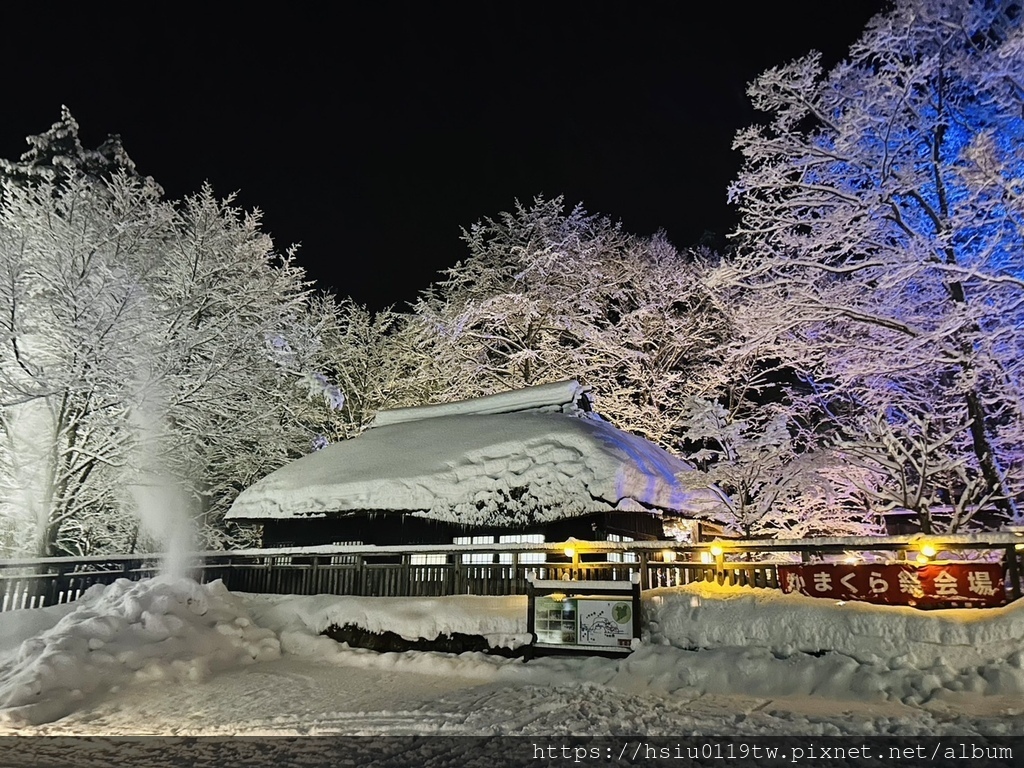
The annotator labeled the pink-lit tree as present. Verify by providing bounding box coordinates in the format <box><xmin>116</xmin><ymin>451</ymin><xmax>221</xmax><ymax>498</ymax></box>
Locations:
<box><xmin>720</xmin><ymin>0</ymin><xmax>1024</xmax><ymax>530</ymax></box>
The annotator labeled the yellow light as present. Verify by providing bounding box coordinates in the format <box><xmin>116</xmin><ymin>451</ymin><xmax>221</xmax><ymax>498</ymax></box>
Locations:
<box><xmin>915</xmin><ymin>553</ymin><xmax>930</xmax><ymax>564</ymax></box>
<box><xmin>1016</xmin><ymin>543</ymin><xmax>1023</xmax><ymax>551</ymax></box>
<box><xmin>709</xmin><ymin>544</ymin><xmax>724</xmax><ymax>558</ymax></box>
<box><xmin>563</xmin><ymin>546</ymin><xmax>576</xmax><ymax>559</ymax></box>
<box><xmin>662</xmin><ymin>550</ymin><xmax>676</xmax><ymax>563</ymax></box>
<box><xmin>919</xmin><ymin>543</ymin><xmax>937</xmax><ymax>558</ymax></box>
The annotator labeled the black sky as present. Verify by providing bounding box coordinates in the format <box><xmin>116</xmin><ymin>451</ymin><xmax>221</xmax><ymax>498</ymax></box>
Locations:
<box><xmin>2</xmin><ymin>3</ymin><xmax>886</xmax><ymax>312</ymax></box>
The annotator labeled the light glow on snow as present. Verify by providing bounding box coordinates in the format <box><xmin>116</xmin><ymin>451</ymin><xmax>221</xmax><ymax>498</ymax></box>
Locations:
<box><xmin>2</xmin><ymin>576</ymin><xmax>1023</xmax><ymax>736</ymax></box>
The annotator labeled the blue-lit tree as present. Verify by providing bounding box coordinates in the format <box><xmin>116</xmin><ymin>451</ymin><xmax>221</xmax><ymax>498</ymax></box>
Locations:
<box><xmin>722</xmin><ymin>0</ymin><xmax>1024</xmax><ymax>530</ymax></box>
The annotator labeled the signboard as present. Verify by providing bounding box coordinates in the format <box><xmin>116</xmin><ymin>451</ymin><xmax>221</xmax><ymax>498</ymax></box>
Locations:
<box><xmin>526</xmin><ymin>576</ymin><xmax>641</xmax><ymax>656</ymax></box>
<box><xmin>534</xmin><ymin>596</ymin><xmax>579</xmax><ymax>645</ymax></box>
<box><xmin>778</xmin><ymin>562</ymin><xmax>1006</xmax><ymax>608</ymax></box>
<box><xmin>577</xmin><ymin>599</ymin><xmax>634</xmax><ymax>647</ymax></box>
<box><xmin>533</xmin><ymin>597</ymin><xmax>634</xmax><ymax>648</ymax></box>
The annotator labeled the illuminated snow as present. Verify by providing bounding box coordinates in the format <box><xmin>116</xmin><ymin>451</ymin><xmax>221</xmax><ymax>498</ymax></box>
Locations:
<box><xmin>227</xmin><ymin>382</ymin><xmax>722</xmax><ymax>525</ymax></box>
<box><xmin>1</xmin><ymin>577</ymin><xmax>1023</xmax><ymax>736</ymax></box>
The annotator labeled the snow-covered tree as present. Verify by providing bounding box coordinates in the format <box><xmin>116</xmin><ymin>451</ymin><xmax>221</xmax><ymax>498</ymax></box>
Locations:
<box><xmin>0</xmin><ymin>115</ymin><xmax>338</xmax><ymax>556</ymax></box>
<box><xmin>0</xmin><ymin>105</ymin><xmax>155</xmax><ymax>192</ymax></box>
<box><xmin>839</xmin><ymin>406</ymin><xmax>998</xmax><ymax>533</ymax></box>
<box><xmin>0</xmin><ymin>174</ymin><xmax>167</xmax><ymax>556</ymax></box>
<box><xmin>298</xmin><ymin>295</ymin><xmax>427</xmax><ymax>441</ymax></box>
<box><xmin>678</xmin><ymin>394</ymin><xmax>877</xmax><ymax>538</ymax></box>
<box><xmin>721</xmin><ymin>0</ymin><xmax>1024</xmax><ymax>528</ymax></box>
<box><xmin>408</xmin><ymin>196</ymin><xmax>730</xmax><ymax>449</ymax></box>
<box><xmin>143</xmin><ymin>187</ymin><xmax>334</xmax><ymax>550</ymax></box>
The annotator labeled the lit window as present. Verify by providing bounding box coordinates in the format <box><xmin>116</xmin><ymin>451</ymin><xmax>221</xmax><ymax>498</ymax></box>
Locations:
<box><xmin>498</xmin><ymin>534</ymin><xmax>546</xmax><ymax>564</ymax></box>
<box><xmin>607</xmin><ymin>533</ymin><xmax>637</xmax><ymax>563</ymax></box>
<box><xmin>454</xmin><ymin>535</ymin><xmax>495</xmax><ymax>564</ymax></box>
<box><xmin>410</xmin><ymin>553</ymin><xmax>446</xmax><ymax>565</ymax></box>
<box><xmin>330</xmin><ymin>540</ymin><xmax>362</xmax><ymax>564</ymax></box>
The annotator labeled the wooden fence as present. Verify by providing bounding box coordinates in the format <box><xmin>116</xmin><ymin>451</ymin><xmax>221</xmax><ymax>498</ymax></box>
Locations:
<box><xmin>1</xmin><ymin>533</ymin><xmax>1021</xmax><ymax>612</ymax></box>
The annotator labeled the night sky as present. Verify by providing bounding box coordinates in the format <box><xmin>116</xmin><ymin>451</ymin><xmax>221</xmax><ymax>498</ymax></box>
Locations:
<box><xmin>3</xmin><ymin>3</ymin><xmax>885</xmax><ymax>312</ymax></box>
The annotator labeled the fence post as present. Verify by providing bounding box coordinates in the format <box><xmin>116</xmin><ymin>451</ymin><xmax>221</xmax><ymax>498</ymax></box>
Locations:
<box><xmin>452</xmin><ymin>554</ymin><xmax>463</xmax><ymax>595</ymax></box>
<box><xmin>400</xmin><ymin>554</ymin><xmax>410</xmax><ymax>597</ymax></box>
<box><xmin>310</xmin><ymin>555</ymin><xmax>321</xmax><ymax>595</ymax></box>
<box><xmin>511</xmin><ymin>551</ymin><xmax>520</xmax><ymax>595</ymax></box>
<box><xmin>47</xmin><ymin>562</ymin><xmax>65</xmax><ymax>606</ymax></box>
<box><xmin>1006</xmin><ymin>547</ymin><xmax>1022</xmax><ymax>601</ymax></box>
<box><xmin>356</xmin><ymin>554</ymin><xmax>367</xmax><ymax>596</ymax></box>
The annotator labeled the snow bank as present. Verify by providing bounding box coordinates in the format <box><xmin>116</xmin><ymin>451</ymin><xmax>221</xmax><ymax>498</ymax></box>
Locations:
<box><xmin>635</xmin><ymin>581</ymin><xmax>1024</xmax><ymax>705</ymax></box>
<box><xmin>241</xmin><ymin>592</ymin><xmax>531</xmax><ymax>653</ymax></box>
<box><xmin>647</xmin><ymin>581</ymin><xmax>1024</xmax><ymax>668</ymax></box>
<box><xmin>0</xmin><ymin>578</ymin><xmax>279</xmax><ymax>726</ymax></box>
<box><xmin>3</xmin><ymin>576</ymin><xmax>1024</xmax><ymax>728</ymax></box>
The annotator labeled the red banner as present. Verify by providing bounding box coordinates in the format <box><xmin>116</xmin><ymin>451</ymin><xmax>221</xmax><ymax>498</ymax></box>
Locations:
<box><xmin>777</xmin><ymin>562</ymin><xmax>1006</xmax><ymax>608</ymax></box>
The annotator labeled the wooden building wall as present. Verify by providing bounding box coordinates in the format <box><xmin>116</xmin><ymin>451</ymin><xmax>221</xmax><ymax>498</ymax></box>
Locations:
<box><xmin>259</xmin><ymin>510</ymin><xmax>668</xmax><ymax>549</ymax></box>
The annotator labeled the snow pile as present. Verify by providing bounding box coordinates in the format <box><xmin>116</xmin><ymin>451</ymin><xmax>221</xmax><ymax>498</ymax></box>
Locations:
<box><xmin>630</xmin><ymin>581</ymin><xmax>1024</xmax><ymax>706</ymax></box>
<box><xmin>210</xmin><ymin>581</ymin><xmax>1024</xmax><ymax>711</ymax></box>
<box><xmin>0</xmin><ymin>577</ymin><xmax>279</xmax><ymax>726</ymax></box>
<box><xmin>2</xmin><ymin>577</ymin><xmax>1024</xmax><ymax>731</ymax></box>
<box><xmin>242</xmin><ymin>592</ymin><xmax>531</xmax><ymax>653</ymax></box>
<box><xmin>648</xmin><ymin>581</ymin><xmax>1024</xmax><ymax>668</ymax></box>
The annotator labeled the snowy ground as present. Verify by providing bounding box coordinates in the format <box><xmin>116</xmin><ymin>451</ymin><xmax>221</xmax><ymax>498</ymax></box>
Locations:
<box><xmin>0</xmin><ymin>577</ymin><xmax>1022</xmax><ymax>765</ymax></box>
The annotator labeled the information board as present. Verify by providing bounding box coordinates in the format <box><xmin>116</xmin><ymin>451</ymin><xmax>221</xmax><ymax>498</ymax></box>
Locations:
<box><xmin>533</xmin><ymin>596</ymin><xmax>634</xmax><ymax>648</ymax></box>
<box><xmin>576</xmin><ymin>599</ymin><xmax>634</xmax><ymax>648</ymax></box>
<box><xmin>526</xmin><ymin>577</ymin><xmax>641</xmax><ymax>656</ymax></box>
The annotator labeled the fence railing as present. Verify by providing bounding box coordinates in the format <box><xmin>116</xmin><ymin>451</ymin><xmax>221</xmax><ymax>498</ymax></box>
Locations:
<box><xmin>2</xmin><ymin>532</ymin><xmax>1021</xmax><ymax>612</ymax></box>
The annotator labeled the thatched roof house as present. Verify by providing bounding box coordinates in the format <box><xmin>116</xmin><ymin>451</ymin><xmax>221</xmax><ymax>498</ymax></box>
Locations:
<box><xmin>226</xmin><ymin>381</ymin><xmax>722</xmax><ymax>547</ymax></box>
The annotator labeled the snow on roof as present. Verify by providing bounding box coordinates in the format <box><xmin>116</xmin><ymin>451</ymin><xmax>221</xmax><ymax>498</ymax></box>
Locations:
<box><xmin>227</xmin><ymin>382</ymin><xmax>720</xmax><ymax>526</ymax></box>
<box><xmin>370</xmin><ymin>379</ymin><xmax>590</xmax><ymax>428</ymax></box>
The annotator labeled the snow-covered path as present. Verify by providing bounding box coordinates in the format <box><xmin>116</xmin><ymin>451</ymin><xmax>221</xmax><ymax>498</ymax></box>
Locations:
<box><xmin>14</xmin><ymin>657</ymin><xmax>484</xmax><ymax>736</ymax></box>
<box><xmin>11</xmin><ymin>642</ymin><xmax>1022</xmax><ymax>739</ymax></box>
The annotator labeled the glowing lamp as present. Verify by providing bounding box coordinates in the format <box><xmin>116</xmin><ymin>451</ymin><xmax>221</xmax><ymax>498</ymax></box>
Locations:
<box><xmin>563</xmin><ymin>546</ymin><xmax>576</xmax><ymax>559</ymax></box>
<box><xmin>919</xmin><ymin>542</ymin><xmax>937</xmax><ymax>558</ymax></box>
<box><xmin>915</xmin><ymin>553</ymin><xmax>930</xmax><ymax>564</ymax></box>
<box><xmin>709</xmin><ymin>543</ymin><xmax>724</xmax><ymax>558</ymax></box>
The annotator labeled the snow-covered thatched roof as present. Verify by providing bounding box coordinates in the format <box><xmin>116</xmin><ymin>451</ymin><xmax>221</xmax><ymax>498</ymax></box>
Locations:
<box><xmin>226</xmin><ymin>381</ymin><xmax>721</xmax><ymax>527</ymax></box>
